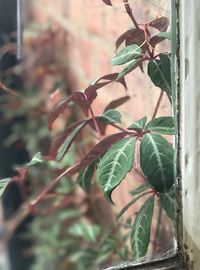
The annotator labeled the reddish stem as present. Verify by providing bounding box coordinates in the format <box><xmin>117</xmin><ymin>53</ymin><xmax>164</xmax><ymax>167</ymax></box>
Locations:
<box><xmin>0</xmin><ymin>82</ymin><xmax>20</xmax><ymax>96</ymax></box>
<box><xmin>151</xmin><ymin>90</ymin><xmax>164</xmax><ymax>120</ymax></box>
<box><xmin>144</xmin><ymin>26</ymin><xmax>154</xmax><ymax>58</ymax></box>
<box><xmin>30</xmin><ymin>163</ymin><xmax>79</xmax><ymax>207</ymax></box>
<box><xmin>110</xmin><ymin>122</ymin><xmax>136</xmax><ymax>134</ymax></box>
<box><xmin>3</xmin><ymin>163</ymin><xmax>80</xmax><ymax>243</ymax></box>
<box><xmin>36</xmin><ymin>197</ymin><xmax>74</xmax><ymax>216</ymax></box>
<box><xmin>18</xmin><ymin>181</ymin><xmax>28</xmax><ymax>202</ymax></box>
<box><xmin>143</xmin><ymin>56</ymin><xmax>152</xmax><ymax>61</ymax></box>
<box><xmin>123</xmin><ymin>1</ymin><xmax>154</xmax><ymax>59</ymax></box>
<box><xmin>89</xmin><ymin>105</ymin><xmax>102</xmax><ymax>138</ymax></box>
<box><xmin>123</xmin><ymin>0</ymin><xmax>139</xmax><ymax>29</ymax></box>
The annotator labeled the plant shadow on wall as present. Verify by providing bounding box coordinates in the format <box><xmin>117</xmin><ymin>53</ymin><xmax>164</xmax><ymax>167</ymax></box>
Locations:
<box><xmin>0</xmin><ymin>0</ymin><xmax>177</xmax><ymax>269</ymax></box>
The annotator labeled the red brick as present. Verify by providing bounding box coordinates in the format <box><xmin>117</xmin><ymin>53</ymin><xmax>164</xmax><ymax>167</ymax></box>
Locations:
<box><xmin>67</xmin><ymin>0</ymin><xmax>86</xmax><ymax>27</ymax></box>
<box><xmin>84</xmin><ymin>0</ymin><xmax>105</xmax><ymax>36</ymax></box>
<box><xmin>104</xmin><ymin>6</ymin><xmax>131</xmax><ymax>41</ymax></box>
<box><xmin>95</xmin><ymin>47</ymin><xmax>113</xmax><ymax>76</ymax></box>
<box><xmin>78</xmin><ymin>39</ymin><xmax>94</xmax><ymax>78</ymax></box>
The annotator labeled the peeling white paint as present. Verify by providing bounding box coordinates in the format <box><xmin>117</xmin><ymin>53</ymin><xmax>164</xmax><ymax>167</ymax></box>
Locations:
<box><xmin>180</xmin><ymin>0</ymin><xmax>200</xmax><ymax>250</ymax></box>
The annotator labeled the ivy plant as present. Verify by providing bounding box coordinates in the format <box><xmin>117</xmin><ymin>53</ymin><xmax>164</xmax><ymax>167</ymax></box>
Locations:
<box><xmin>0</xmin><ymin>0</ymin><xmax>176</xmax><ymax>263</ymax></box>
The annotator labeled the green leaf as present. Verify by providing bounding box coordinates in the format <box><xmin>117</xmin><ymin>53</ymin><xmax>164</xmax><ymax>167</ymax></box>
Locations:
<box><xmin>155</xmin><ymin>31</ymin><xmax>171</xmax><ymax>40</ymax></box>
<box><xmin>57</xmin><ymin>122</ymin><xmax>86</xmax><ymax>161</ymax></box>
<box><xmin>99</xmin><ymin>109</ymin><xmax>121</xmax><ymax>124</ymax></box>
<box><xmin>147</xmin><ymin>53</ymin><xmax>171</xmax><ymax>102</ymax></box>
<box><xmin>140</xmin><ymin>133</ymin><xmax>174</xmax><ymax>193</ymax></box>
<box><xmin>77</xmin><ymin>164</ymin><xmax>95</xmax><ymax>192</ymax></box>
<box><xmin>58</xmin><ymin>209</ymin><xmax>80</xmax><ymax>221</ymax></box>
<box><xmin>160</xmin><ymin>188</ymin><xmax>177</xmax><ymax>220</ymax></box>
<box><xmin>119</xmin><ymin>246</ymin><xmax>129</xmax><ymax>259</ymax></box>
<box><xmin>131</xmin><ymin>196</ymin><xmax>155</xmax><ymax>259</ymax></box>
<box><xmin>95</xmin><ymin>249</ymin><xmax>113</xmax><ymax>266</ymax></box>
<box><xmin>68</xmin><ymin>250</ymin><xmax>96</xmax><ymax>264</ymax></box>
<box><xmin>117</xmin><ymin>58</ymin><xmax>142</xmax><ymax>80</ymax></box>
<box><xmin>130</xmin><ymin>182</ymin><xmax>151</xmax><ymax>196</ymax></box>
<box><xmin>56</xmin><ymin>178</ymin><xmax>74</xmax><ymax>194</ymax></box>
<box><xmin>68</xmin><ymin>222</ymin><xmax>100</xmax><ymax>243</ymax></box>
<box><xmin>97</xmin><ymin>137</ymin><xmax>135</xmax><ymax>202</ymax></box>
<box><xmin>145</xmin><ymin>116</ymin><xmax>175</xmax><ymax>135</ymax></box>
<box><xmin>26</xmin><ymin>152</ymin><xmax>44</xmax><ymax>166</ymax></box>
<box><xmin>128</xmin><ymin>117</ymin><xmax>147</xmax><ymax>131</ymax></box>
<box><xmin>111</xmin><ymin>44</ymin><xmax>142</xmax><ymax>66</ymax></box>
<box><xmin>0</xmin><ymin>178</ymin><xmax>11</xmax><ymax>197</ymax></box>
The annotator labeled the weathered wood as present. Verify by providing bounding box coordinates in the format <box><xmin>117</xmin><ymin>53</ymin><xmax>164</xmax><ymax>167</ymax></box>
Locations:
<box><xmin>179</xmin><ymin>0</ymin><xmax>200</xmax><ymax>269</ymax></box>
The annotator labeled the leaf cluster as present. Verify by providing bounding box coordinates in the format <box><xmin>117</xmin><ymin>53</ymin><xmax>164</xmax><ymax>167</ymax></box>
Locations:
<box><xmin>0</xmin><ymin>0</ymin><xmax>176</xmax><ymax>263</ymax></box>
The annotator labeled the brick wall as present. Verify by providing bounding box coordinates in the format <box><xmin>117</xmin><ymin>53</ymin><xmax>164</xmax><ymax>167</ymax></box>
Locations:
<box><xmin>26</xmin><ymin>0</ymin><xmax>170</xmax><ymax>119</ymax></box>
<box><xmin>25</xmin><ymin>0</ymin><xmax>171</xmax><ymax>211</ymax></box>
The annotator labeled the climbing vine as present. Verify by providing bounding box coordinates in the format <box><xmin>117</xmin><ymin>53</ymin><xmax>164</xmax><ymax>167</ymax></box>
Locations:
<box><xmin>0</xmin><ymin>0</ymin><xmax>176</xmax><ymax>263</ymax></box>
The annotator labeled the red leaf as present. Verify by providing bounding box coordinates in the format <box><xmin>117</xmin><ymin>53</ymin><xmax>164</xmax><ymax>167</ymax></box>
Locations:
<box><xmin>104</xmin><ymin>96</ymin><xmax>130</xmax><ymax>112</ymax></box>
<box><xmin>48</xmin><ymin>91</ymin><xmax>92</xmax><ymax>129</ymax></box>
<box><xmin>48</xmin><ymin>96</ymin><xmax>72</xmax><ymax>130</ymax></box>
<box><xmin>49</xmin><ymin>120</ymin><xmax>88</xmax><ymax>158</ymax></box>
<box><xmin>117</xmin><ymin>76</ymin><xmax>128</xmax><ymax>90</ymax></box>
<box><xmin>69</xmin><ymin>131</ymin><xmax>128</xmax><ymax>174</ymax></box>
<box><xmin>12</xmin><ymin>167</ymin><xmax>28</xmax><ymax>181</ymax></box>
<box><xmin>84</xmin><ymin>82</ymin><xmax>107</xmax><ymax>103</ymax></box>
<box><xmin>148</xmin><ymin>17</ymin><xmax>169</xmax><ymax>32</ymax></box>
<box><xmin>78</xmin><ymin>81</ymin><xmax>117</xmax><ymax>115</ymax></box>
<box><xmin>138</xmin><ymin>62</ymin><xmax>144</xmax><ymax>73</ymax></box>
<box><xmin>48</xmin><ymin>74</ymin><xmax>127</xmax><ymax>130</ymax></box>
<box><xmin>72</xmin><ymin>90</ymin><xmax>97</xmax><ymax>116</ymax></box>
<box><xmin>88</xmin><ymin>117</ymin><xmax>107</xmax><ymax>135</ymax></box>
<box><xmin>150</xmin><ymin>36</ymin><xmax>166</xmax><ymax>48</ymax></box>
<box><xmin>95</xmin><ymin>73</ymin><xmax>128</xmax><ymax>90</ymax></box>
<box><xmin>95</xmin><ymin>73</ymin><xmax>120</xmax><ymax>82</ymax></box>
<box><xmin>102</xmin><ymin>0</ymin><xmax>112</xmax><ymax>5</ymax></box>
<box><xmin>116</xmin><ymin>28</ymin><xmax>146</xmax><ymax>51</ymax></box>
<box><xmin>71</xmin><ymin>91</ymin><xmax>90</xmax><ymax>115</ymax></box>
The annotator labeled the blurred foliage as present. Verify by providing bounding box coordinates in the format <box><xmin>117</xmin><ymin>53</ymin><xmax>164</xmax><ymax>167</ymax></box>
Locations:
<box><xmin>30</xmin><ymin>178</ymin><xmax>131</xmax><ymax>270</ymax></box>
<box><xmin>1</xmin><ymin>23</ymin><xmax>131</xmax><ymax>269</ymax></box>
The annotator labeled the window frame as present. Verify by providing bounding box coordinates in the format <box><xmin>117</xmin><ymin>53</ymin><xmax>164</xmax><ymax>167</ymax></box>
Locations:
<box><xmin>177</xmin><ymin>0</ymin><xmax>200</xmax><ymax>269</ymax></box>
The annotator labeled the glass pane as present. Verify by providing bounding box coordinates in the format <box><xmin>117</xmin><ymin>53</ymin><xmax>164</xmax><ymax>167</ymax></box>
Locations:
<box><xmin>0</xmin><ymin>1</ymin><xmax>177</xmax><ymax>269</ymax></box>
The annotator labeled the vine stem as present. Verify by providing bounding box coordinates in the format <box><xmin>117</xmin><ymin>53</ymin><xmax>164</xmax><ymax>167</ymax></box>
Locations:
<box><xmin>0</xmin><ymin>82</ymin><xmax>20</xmax><ymax>96</ymax></box>
<box><xmin>3</xmin><ymin>163</ymin><xmax>80</xmax><ymax>242</ymax></box>
<box><xmin>89</xmin><ymin>105</ymin><xmax>102</xmax><ymax>139</ymax></box>
<box><xmin>30</xmin><ymin>163</ymin><xmax>79</xmax><ymax>207</ymax></box>
<box><xmin>116</xmin><ymin>190</ymin><xmax>154</xmax><ymax>220</ymax></box>
<box><xmin>152</xmin><ymin>201</ymin><xmax>163</xmax><ymax>257</ymax></box>
<box><xmin>123</xmin><ymin>0</ymin><xmax>139</xmax><ymax>29</ymax></box>
<box><xmin>151</xmin><ymin>90</ymin><xmax>164</xmax><ymax>120</ymax></box>
<box><xmin>110</xmin><ymin>122</ymin><xmax>136</xmax><ymax>134</ymax></box>
<box><xmin>123</xmin><ymin>0</ymin><xmax>154</xmax><ymax>59</ymax></box>
<box><xmin>35</xmin><ymin>197</ymin><xmax>75</xmax><ymax>216</ymax></box>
